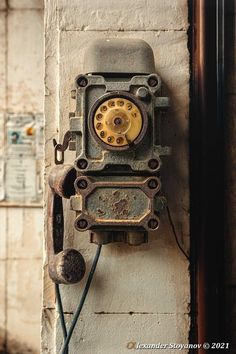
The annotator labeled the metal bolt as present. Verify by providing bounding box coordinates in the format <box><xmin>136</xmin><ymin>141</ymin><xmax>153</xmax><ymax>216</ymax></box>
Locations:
<box><xmin>136</xmin><ymin>87</ymin><xmax>149</xmax><ymax>100</ymax></box>
<box><xmin>76</xmin><ymin>76</ymin><xmax>88</xmax><ymax>87</ymax></box>
<box><xmin>148</xmin><ymin>159</ymin><xmax>159</xmax><ymax>170</ymax></box>
<box><xmin>77</xmin><ymin>158</ymin><xmax>88</xmax><ymax>169</ymax></box>
<box><xmin>107</xmin><ymin>136</ymin><xmax>114</xmax><ymax>143</ymax></box>
<box><xmin>148</xmin><ymin>179</ymin><xmax>158</xmax><ymax>189</ymax></box>
<box><xmin>114</xmin><ymin>117</ymin><xmax>122</xmax><ymax>125</ymax></box>
<box><xmin>76</xmin><ymin>179</ymin><xmax>88</xmax><ymax>190</ymax></box>
<box><xmin>148</xmin><ymin>218</ymin><xmax>159</xmax><ymax>229</ymax></box>
<box><xmin>100</xmin><ymin>131</ymin><xmax>105</xmax><ymax>138</ymax></box>
<box><xmin>147</xmin><ymin>75</ymin><xmax>159</xmax><ymax>87</ymax></box>
<box><xmin>77</xmin><ymin>219</ymin><xmax>88</xmax><ymax>230</ymax></box>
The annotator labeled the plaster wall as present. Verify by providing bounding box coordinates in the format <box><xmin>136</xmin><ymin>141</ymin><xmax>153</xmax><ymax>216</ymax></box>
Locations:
<box><xmin>43</xmin><ymin>1</ymin><xmax>190</xmax><ymax>353</ymax></box>
<box><xmin>0</xmin><ymin>1</ymin><xmax>44</xmax><ymax>353</ymax></box>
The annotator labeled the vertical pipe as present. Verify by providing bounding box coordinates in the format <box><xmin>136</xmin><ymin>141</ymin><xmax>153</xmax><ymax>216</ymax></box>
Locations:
<box><xmin>190</xmin><ymin>0</ymin><xmax>225</xmax><ymax>351</ymax></box>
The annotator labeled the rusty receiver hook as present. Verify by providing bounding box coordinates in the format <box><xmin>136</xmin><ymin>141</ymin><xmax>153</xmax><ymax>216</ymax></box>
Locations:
<box><xmin>53</xmin><ymin>131</ymin><xmax>74</xmax><ymax>165</ymax></box>
<box><xmin>47</xmin><ymin>165</ymin><xmax>86</xmax><ymax>284</ymax></box>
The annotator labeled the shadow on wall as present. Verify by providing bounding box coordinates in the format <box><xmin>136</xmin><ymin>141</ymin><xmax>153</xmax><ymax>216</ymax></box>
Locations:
<box><xmin>0</xmin><ymin>331</ymin><xmax>37</xmax><ymax>354</ymax></box>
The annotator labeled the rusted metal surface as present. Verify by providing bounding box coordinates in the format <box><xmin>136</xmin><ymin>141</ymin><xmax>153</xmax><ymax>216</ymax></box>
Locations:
<box><xmin>71</xmin><ymin>176</ymin><xmax>162</xmax><ymax>233</ymax></box>
<box><xmin>70</xmin><ymin>72</ymin><xmax>169</xmax><ymax>174</ymax></box>
<box><xmin>47</xmin><ymin>40</ymin><xmax>170</xmax><ymax>284</ymax></box>
<box><xmin>53</xmin><ymin>131</ymin><xmax>75</xmax><ymax>164</ymax></box>
<box><xmin>49</xmin><ymin>164</ymin><xmax>76</xmax><ymax>198</ymax></box>
<box><xmin>83</xmin><ymin>38</ymin><xmax>156</xmax><ymax>75</ymax></box>
<box><xmin>90</xmin><ymin>230</ymin><xmax>148</xmax><ymax>245</ymax></box>
<box><xmin>47</xmin><ymin>165</ymin><xmax>86</xmax><ymax>284</ymax></box>
<box><xmin>88</xmin><ymin>91</ymin><xmax>148</xmax><ymax>151</ymax></box>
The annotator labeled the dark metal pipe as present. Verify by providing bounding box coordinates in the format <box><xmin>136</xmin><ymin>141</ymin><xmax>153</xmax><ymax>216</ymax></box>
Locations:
<box><xmin>190</xmin><ymin>0</ymin><xmax>225</xmax><ymax>351</ymax></box>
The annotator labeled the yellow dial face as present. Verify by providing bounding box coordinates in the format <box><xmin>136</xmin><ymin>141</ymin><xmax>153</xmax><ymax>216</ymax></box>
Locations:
<box><xmin>93</xmin><ymin>97</ymin><xmax>143</xmax><ymax>147</ymax></box>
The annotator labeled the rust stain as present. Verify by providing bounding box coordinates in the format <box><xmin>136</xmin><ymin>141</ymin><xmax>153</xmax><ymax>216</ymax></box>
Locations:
<box><xmin>112</xmin><ymin>190</ymin><xmax>120</xmax><ymax>197</ymax></box>
<box><xmin>97</xmin><ymin>208</ymin><xmax>106</xmax><ymax>216</ymax></box>
<box><xmin>113</xmin><ymin>198</ymin><xmax>129</xmax><ymax>216</ymax></box>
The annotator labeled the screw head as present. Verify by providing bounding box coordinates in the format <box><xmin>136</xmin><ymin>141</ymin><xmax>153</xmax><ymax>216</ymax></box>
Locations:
<box><xmin>77</xmin><ymin>159</ymin><xmax>88</xmax><ymax>170</ymax></box>
<box><xmin>76</xmin><ymin>76</ymin><xmax>88</xmax><ymax>88</ymax></box>
<box><xmin>76</xmin><ymin>179</ymin><xmax>88</xmax><ymax>190</ymax></box>
<box><xmin>148</xmin><ymin>179</ymin><xmax>158</xmax><ymax>189</ymax></box>
<box><xmin>114</xmin><ymin>117</ymin><xmax>122</xmax><ymax>125</ymax></box>
<box><xmin>148</xmin><ymin>159</ymin><xmax>159</xmax><ymax>170</ymax></box>
<box><xmin>148</xmin><ymin>218</ymin><xmax>159</xmax><ymax>230</ymax></box>
<box><xmin>136</xmin><ymin>87</ymin><xmax>150</xmax><ymax>100</ymax></box>
<box><xmin>147</xmin><ymin>75</ymin><xmax>159</xmax><ymax>87</ymax></box>
<box><xmin>77</xmin><ymin>219</ymin><xmax>88</xmax><ymax>230</ymax></box>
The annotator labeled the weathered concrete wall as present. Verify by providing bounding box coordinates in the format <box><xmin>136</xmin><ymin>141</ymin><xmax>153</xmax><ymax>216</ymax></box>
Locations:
<box><xmin>0</xmin><ymin>1</ymin><xmax>44</xmax><ymax>353</ymax></box>
<box><xmin>43</xmin><ymin>1</ymin><xmax>190</xmax><ymax>353</ymax></box>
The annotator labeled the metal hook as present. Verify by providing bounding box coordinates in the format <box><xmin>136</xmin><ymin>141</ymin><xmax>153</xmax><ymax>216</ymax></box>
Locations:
<box><xmin>53</xmin><ymin>131</ymin><xmax>74</xmax><ymax>165</ymax></box>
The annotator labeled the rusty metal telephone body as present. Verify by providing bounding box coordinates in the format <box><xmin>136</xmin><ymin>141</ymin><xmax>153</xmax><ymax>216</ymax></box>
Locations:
<box><xmin>47</xmin><ymin>39</ymin><xmax>170</xmax><ymax>285</ymax></box>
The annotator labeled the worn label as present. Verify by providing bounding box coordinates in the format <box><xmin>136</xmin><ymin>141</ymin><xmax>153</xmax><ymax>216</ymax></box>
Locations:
<box><xmin>0</xmin><ymin>113</ymin><xmax>44</xmax><ymax>203</ymax></box>
<box><xmin>6</xmin><ymin>114</ymin><xmax>36</xmax><ymax>156</ymax></box>
<box><xmin>5</xmin><ymin>157</ymin><xmax>37</xmax><ymax>202</ymax></box>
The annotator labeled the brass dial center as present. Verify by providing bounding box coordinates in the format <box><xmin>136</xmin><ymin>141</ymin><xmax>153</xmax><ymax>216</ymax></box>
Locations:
<box><xmin>93</xmin><ymin>97</ymin><xmax>143</xmax><ymax>147</ymax></box>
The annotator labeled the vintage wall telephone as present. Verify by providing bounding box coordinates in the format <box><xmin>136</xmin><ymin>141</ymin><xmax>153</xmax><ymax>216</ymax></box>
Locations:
<box><xmin>47</xmin><ymin>38</ymin><xmax>170</xmax><ymax>351</ymax></box>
